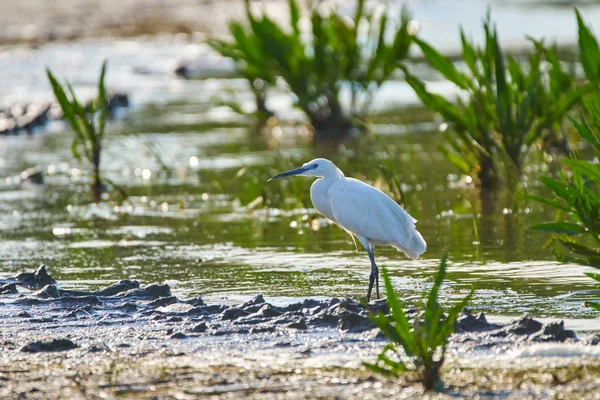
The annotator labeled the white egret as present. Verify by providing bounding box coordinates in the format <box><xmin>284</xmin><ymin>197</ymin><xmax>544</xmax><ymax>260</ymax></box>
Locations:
<box><xmin>269</xmin><ymin>158</ymin><xmax>426</xmax><ymax>301</ymax></box>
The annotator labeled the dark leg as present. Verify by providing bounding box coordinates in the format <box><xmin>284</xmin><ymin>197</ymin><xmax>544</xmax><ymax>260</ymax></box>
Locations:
<box><xmin>367</xmin><ymin>267</ymin><xmax>375</xmax><ymax>302</ymax></box>
<box><xmin>366</xmin><ymin>247</ymin><xmax>380</xmax><ymax>302</ymax></box>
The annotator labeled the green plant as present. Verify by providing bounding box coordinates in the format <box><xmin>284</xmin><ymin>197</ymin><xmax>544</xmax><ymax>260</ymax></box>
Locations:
<box><xmin>364</xmin><ymin>254</ymin><xmax>473</xmax><ymax>391</ymax></box>
<box><xmin>207</xmin><ymin>11</ymin><xmax>276</xmax><ymax>128</ymax></box>
<box><xmin>530</xmin><ymin>99</ymin><xmax>600</xmax><ymax>310</ymax></box>
<box><xmin>403</xmin><ymin>12</ymin><xmax>599</xmax><ymax>189</ymax></box>
<box><xmin>210</xmin><ymin>0</ymin><xmax>415</xmax><ymax>140</ymax></box>
<box><xmin>47</xmin><ymin>61</ymin><xmax>124</xmax><ymax>202</ymax></box>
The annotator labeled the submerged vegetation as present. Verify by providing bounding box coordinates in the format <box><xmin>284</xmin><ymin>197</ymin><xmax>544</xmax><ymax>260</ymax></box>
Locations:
<box><xmin>365</xmin><ymin>255</ymin><xmax>473</xmax><ymax>391</ymax></box>
<box><xmin>46</xmin><ymin>61</ymin><xmax>125</xmax><ymax>202</ymax></box>
<box><xmin>210</xmin><ymin>0</ymin><xmax>416</xmax><ymax>139</ymax></box>
<box><xmin>404</xmin><ymin>11</ymin><xmax>600</xmax><ymax>190</ymax></box>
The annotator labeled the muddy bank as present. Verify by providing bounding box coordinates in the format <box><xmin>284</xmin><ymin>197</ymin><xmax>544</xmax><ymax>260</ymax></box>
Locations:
<box><xmin>1</xmin><ymin>266</ymin><xmax>600</xmax><ymax>399</ymax></box>
<box><xmin>0</xmin><ymin>265</ymin><xmax>593</xmax><ymax>343</ymax></box>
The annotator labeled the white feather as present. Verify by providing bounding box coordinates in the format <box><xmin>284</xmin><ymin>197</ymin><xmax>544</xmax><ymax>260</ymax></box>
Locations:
<box><xmin>327</xmin><ymin>178</ymin><xmax>427</xmax><ymax>259</ymax></box>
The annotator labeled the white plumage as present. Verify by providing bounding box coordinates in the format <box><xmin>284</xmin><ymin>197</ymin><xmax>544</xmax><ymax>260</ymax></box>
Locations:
<box><xmin>327</xmin><ymin>177</ymin><xmax>426</xmax><ymax>259</ymax></box>
<box><xmin>269</xmin><ymin>157</ymin><xmax>427</xmax><ymax>301</ymax></box>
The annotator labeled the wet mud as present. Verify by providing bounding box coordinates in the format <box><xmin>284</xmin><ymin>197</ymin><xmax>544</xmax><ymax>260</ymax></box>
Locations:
<box><xmin>1</xmin><ymin>266</ymin><xmax>599</xmax><ymax>399</ymax></box>
<box><xmin>0</xmin><ymin>265</ymin><xmax>589</xmax><ymax>346</ymax></box>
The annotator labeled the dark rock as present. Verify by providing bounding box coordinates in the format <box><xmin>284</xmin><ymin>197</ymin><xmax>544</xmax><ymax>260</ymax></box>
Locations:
<box><xmin>221</xmin><ymin>308</ymin><xmax>250</xmax><ymax>321</ymax></box>
<box><xmin>493</xmin><ymin>316</ymin><xmax>543</xmax><ymax>337</ymax></box>
<box><xmin>34</xmin><ymin>285</ymin><xmax>61</xmax><ymax>299</ymax></box>
<box><xmin>148</xmin><ymin>296</ymin><xmax>178</xmax><ymax>307</ymax></box>
<box><xmin>88</xmin><ymin>344</ymin><xmax>111</xmax><ymax>353</ymax></box>
<box><xmin>28</xmin><ymin>317</ymin><xmax>56</xmax><ymax>323</ymax></box>
<box><xmin>11</xmin><ymin>298</ymin><xmax>42</xmax><ymax>306</ymax></box>
<box><xmin>530</xmin><ymin>321</ymin><xmax>577</xmax><ymax>343</ymax></box>
<box><xmin>55</xmin><ymin>296</ymin><xmax>102</xmax><ymax>306</ymax></box>
<box><xmin>242</xmin><ymin>304</ymin><xmax>269</xmax><ymax>314</ymax></box>
<box><xmin>256</xmin><ymin>304</ymin><xmax>282</xmax><ymax>318</ymax></box>
<box><xmin>368</xmin><ymin>299</ymin><xmax>389</xmax><ymax>315</ymax></box>
<box><xmin>122</xmin><ymin>284</ymin><xmax>171</xmax><ymax>299</ymax></box>
<box><xmin>249</xmin><ymin>326</ymin><xmax>277</xmax><ymax>334</ymax></box>
<box><xmin>191</xmin><ymin>322</ymin><xmax>208</xmax><ymax>333</ymax></box>
<box><xmin>14</xmin><ymin>264</ymin><xmax>56</xmax><ymax>290</ymax></box>
<box><xmin>240</xmin><ymin>295</ymin><xmax>266</xmax><ymax>309</ymax></box>
<box><xmin>282</xmin><ymin>298</ymin><xmax>329</xmax><ymax>313</ymax></box>
<box><xmin>310</xmin><ymin>300</ymin><xmax>354</xmax><ymax>327</ymax></box>
<box><xmin>588</xmin><ymin>333</ymin><xmax>600</xmax><ymax>346</ymax></box>
<box><xmin>213</xmin><ymin>328</ymin><xmax>249</xmax><ymax>336</ymax></box>
<box><xmin>0</xmin><ymin>283</ymin><xmax>18</xmax><ymax>295</ymax></box>
<box><xmin>118</xmin><ymin>302</ymin><xmax>138</xmax><ymax>313</ymax></box>
<box><xmin>186</xmin><ymin>296</ymin><xmax>206</xmax><ymax>307</ymax></box>
<box><xmin>94</xmin><ymin>280</ymin><xmax>140</xmax><ymax>297</ymax></box>
<box><xmin>310</xmin><ymin>308</ymin><xmax>342</xmax><ymax>327</ymax></box>
<box><xmin>170</xmin><ymin>332</ymin><xmax>188</xmax><ymax>339</ymax></box>
<box><xmin>455</xmin><ymin>310</ymin><xmax>500</xmax><ymax>333</ymax></box>
<box><xmin>337</xmin><ymin>298</ymin><xmax>363</xmax><ymax>313</ymax></box>
<box><xmin>185</xmin><ymin>304</ymin><xmax>229</xmax><ymax>316</ymax></box>
<box><xmin>21</xmin><ymin>339</ymin><xmax>78</xmax><ymax>353</ymax></box>
<box><xmin>338</xmin><ymin>311</ymin><xmax>374</xmax><ymax>332</ymax></box>
<box><xmin>288</xmin><ymin>318</ymin><xmax>308</xmax><ymax>330</ymax></box>
<box><xmin>63</xmin><ymin>306</ymin><xmax>94</xmax><ymax>319</ymax></box>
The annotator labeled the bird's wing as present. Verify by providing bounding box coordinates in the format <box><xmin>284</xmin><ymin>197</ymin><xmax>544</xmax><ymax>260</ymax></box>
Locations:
<box><xmin>327</xmin><ymin>178</ymin><xmax>426</xmax><ymax>259</ymax></box>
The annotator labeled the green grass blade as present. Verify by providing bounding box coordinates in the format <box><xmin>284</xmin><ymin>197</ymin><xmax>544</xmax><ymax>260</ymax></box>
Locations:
<box><xmin>492</xmin><ymin>26</ymin><xmax>512</xmax><ymax>139</ymax></box>
<box><xmin>570</xmin><ymin>116</ymin><xmax>600</xmax><ymax>153</ymax></box>
<box><xmin>585</xmin><ymin>301</ymin><xmax>600</xmax><ymax>310</ymax></box>
<box><xmin>576</xmin><ymin>8</ymin><xmax>600</xmax><ymax>80</ymax></box>
<box><xmin>435</xmin><ymin>287</ymin><xmax>473</xmax><ymax>347</ymax></box>
<box><xmin>414</xmin><ymin>37</ymin><xmax>472</xmax><ymax>90</ymax></box>
<box><xmin>460</xmin><ymin>28</ymin><xmax>478</xmax><ymax>76</ymax></box>
<box><xmin>97</xmin><ymin>60</ymin><xmax>108</xmax><ymax>139</ymax></box>
<box><xmin>289</xmin><ymin>0</ymin><xmax>300</xmax><ymax>38</ymax></box>
<box><xmin>524</xmin><ymin>194</ymin><xmax>569</xmax><ymax>212</ymax></box>
<box><xmin>381</xmin><ymin>266</ymin><xmax>416</xmax><ymax>350</ymax></box>
<box><xmin>540</xmin><ymin>176</ymin><xmax>575</xmax><ymax>202</ymax></box>
<box><xmin>585</xmin><ymin>272</ymin><xmax>600</xmax><ymax>283</ymax></box>
<box><xmin>46</xmin><ymin>68</ymin><xmax>78</xmax><ymax>130</ymax></box>
<box><xmin>529</xmin><ymin>222</ymin><xmax>586</xmax><ymax>236</ymax></box>
<box><xmin>563</xmin><ymin>159</ymin><xmax>600</xmax><ymax>182</ymax></box>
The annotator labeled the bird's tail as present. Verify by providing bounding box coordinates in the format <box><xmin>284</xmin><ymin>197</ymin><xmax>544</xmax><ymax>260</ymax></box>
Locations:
<box><xmin>394</xmin><ymin>228</ymin><xmax>427</xmax><ymax>260</ymax></box>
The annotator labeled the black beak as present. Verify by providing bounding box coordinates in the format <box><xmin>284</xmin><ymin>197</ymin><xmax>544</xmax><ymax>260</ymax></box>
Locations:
<box><xmin>268</xmin><ymin>166</ymin><xmax>306</xmax><ymax>181</ymax></box>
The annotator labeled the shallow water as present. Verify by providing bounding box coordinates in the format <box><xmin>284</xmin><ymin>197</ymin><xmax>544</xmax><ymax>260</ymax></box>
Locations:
<box><xmin>1</xmin><ymin>26</ymin><xmax>600</xmax><ymax>323</ymax></box>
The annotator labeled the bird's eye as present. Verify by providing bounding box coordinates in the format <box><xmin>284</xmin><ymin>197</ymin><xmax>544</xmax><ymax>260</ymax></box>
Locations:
<box><xmin>312</xmin><ymin>163</ymin><xmax>318</xmax><ymax>169</ymax></box>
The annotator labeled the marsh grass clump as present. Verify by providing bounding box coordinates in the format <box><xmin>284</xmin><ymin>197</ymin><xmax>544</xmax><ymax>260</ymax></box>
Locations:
<box><xmin>365</xmin><ymin>254</ymin><xmax>473</xmax><ymax>391</ymax></box>
<box><xmin>404</xmin><ymin>11</ymin><xmax>600</xmax><ymax>190</ymax></box>
<box><xmin>210</xmin><ymin>0</ymin><xmax>415</xmax><ymax>140</ymax></box>
<box><xmin>207</xmin><ymin>16</ymin><xmax>275</xmax><ymax>129</ymax></box>
<box><xmin>530</xmin><ymin>99</ymin><xmax>600</xmax><ymax>310</ymax></box>
<box><xmin>47</xmin><ymin>61</ymin><xmax>125</xmax><ymax>202</ymax></box>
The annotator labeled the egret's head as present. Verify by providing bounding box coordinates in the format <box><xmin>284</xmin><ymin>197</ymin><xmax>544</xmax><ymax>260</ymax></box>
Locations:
<box><xmin>268</xmin><ymin>158</ymin><xmax>343</xmax><ymax>181</ymax></box>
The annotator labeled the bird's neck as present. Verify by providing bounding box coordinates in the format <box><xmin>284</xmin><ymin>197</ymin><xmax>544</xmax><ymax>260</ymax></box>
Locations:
<box><xmin>322</xmin><ymin>167</ymin><xmax>345</xmax><ymax>181</ymax></box>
